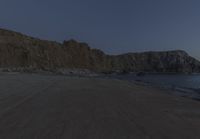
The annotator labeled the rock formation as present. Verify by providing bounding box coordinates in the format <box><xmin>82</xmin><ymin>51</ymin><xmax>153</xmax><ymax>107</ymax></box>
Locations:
<box><xmin>0</xmin><ymin>28</ymin><xmax>200</xmax><ymax>73</ymax></box>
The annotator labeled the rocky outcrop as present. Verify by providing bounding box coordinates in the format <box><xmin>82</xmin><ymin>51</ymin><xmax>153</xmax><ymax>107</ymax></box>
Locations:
<box><xmin>110</xmin><ymin>50</ymin><xmax>200</xmax><ymax>73</ymax></box>
<box><xmin>0</xmin><ymin>28</ymin><xmax>200</xmax><ymax>73</ymax></box>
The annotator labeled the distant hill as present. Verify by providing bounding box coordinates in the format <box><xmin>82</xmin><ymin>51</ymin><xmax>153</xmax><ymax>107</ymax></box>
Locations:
<box><xmin>0</xmin><ymin>28</ymin><xmax>200</xmax><ymax>73</ymax></box>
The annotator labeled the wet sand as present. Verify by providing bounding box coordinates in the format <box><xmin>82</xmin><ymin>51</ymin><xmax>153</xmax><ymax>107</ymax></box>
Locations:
<box><xmin>0</xmin><ymin>73</ymin><xmax>200</xmax><ymax>139</ymax></box>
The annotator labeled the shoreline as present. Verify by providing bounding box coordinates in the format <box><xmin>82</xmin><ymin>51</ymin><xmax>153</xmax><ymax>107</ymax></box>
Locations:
<box><xmin>126</xmin><ymin>79</ymin><xmax>200</xmax><ymax>101</ymax></box>
<box><xmin>0</xmin><ymin>72</ymin><xmax>200</xmax><ymax>138</ymax></box>
<box><xmin>1</xmin><ymin>70</ymin><xmax>199</xmax><ymax>99</ymax></box>
<box><xmin>1</xmin><ymin>71</ymin><xmax>200</xmax><ymax>101</ymax></box>
<box><xmin>105</xmin><ymin>73</ymin><xmax>200</xmax><ymax>101</ymax></box>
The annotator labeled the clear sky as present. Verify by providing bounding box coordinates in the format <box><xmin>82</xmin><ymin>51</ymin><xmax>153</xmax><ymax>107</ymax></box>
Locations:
<box><xmin>0</xmin><ymin>0</ymin><xmax>200</xmax><ymax>59</ymax></box>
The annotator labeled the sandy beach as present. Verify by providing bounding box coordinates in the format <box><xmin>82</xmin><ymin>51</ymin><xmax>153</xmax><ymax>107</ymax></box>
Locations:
<box><xmin>0</xmin><ymin>73</ymin><xmax>200</xmax><ymax>139</ymax></box>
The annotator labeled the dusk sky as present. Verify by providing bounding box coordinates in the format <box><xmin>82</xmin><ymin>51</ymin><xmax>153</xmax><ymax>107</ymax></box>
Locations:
<box><xmin>0</xmin><ymin>0</ymin><xmax>200</xmax><ymax>59</ymax></box>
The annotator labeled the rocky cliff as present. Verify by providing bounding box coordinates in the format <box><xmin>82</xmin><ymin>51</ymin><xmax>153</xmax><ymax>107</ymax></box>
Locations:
<box><xmin>0</xmin><ymin>28</ymin><xmax>200</xmax><ymax>73</ymax></box>
<box><xmin>110</xmin><ymin>50</ymin><xmax>200</xmax><ymax>73</ymax></box>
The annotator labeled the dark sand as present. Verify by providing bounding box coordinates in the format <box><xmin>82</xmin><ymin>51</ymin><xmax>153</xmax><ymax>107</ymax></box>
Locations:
<box><xmin>0</xmin><ymin>73</ymin><xmax>200</xmax><ymax>139</ymax></box>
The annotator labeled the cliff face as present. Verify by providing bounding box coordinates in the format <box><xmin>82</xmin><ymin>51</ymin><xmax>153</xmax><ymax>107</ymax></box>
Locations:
<box><xmin>0</xmin><ymin>28</ymin><xmax>200</xmax><ymax>73</ymax></box>
<box><xmin>0</xmin><ymin>29</ymin><xmax>108</xmax><ymax>71</ymax></box>
<box><xmin>110</xmin><ymin>50</ymin><xmax>200</xmax><ymax>73</ymax></box>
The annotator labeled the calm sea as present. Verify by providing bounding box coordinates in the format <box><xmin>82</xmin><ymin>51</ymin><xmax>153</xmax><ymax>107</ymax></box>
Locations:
<box><xmin>108</xmin><ymin>74</ymin><xmax>200</xmax><ymax>100</ymax></box>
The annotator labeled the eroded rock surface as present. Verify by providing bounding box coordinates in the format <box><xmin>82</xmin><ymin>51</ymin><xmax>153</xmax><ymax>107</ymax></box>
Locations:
<box><xmin>0</xmin><ymin>28</ymin><xmax>200</xmax><ymax>73</ymax></box>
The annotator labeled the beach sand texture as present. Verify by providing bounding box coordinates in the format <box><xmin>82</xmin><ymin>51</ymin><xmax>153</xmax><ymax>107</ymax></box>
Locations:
<box><xmin>0</xmin><ymin>73</ymin><xmax>200</xmax><ymax>139</ymax></box>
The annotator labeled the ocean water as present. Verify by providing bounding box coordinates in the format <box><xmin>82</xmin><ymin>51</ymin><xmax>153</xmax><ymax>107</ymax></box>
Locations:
<box><xmin>109</xmin><ymin>74</ymin><xmax>200</xmax><ymax>100</ymax></box>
